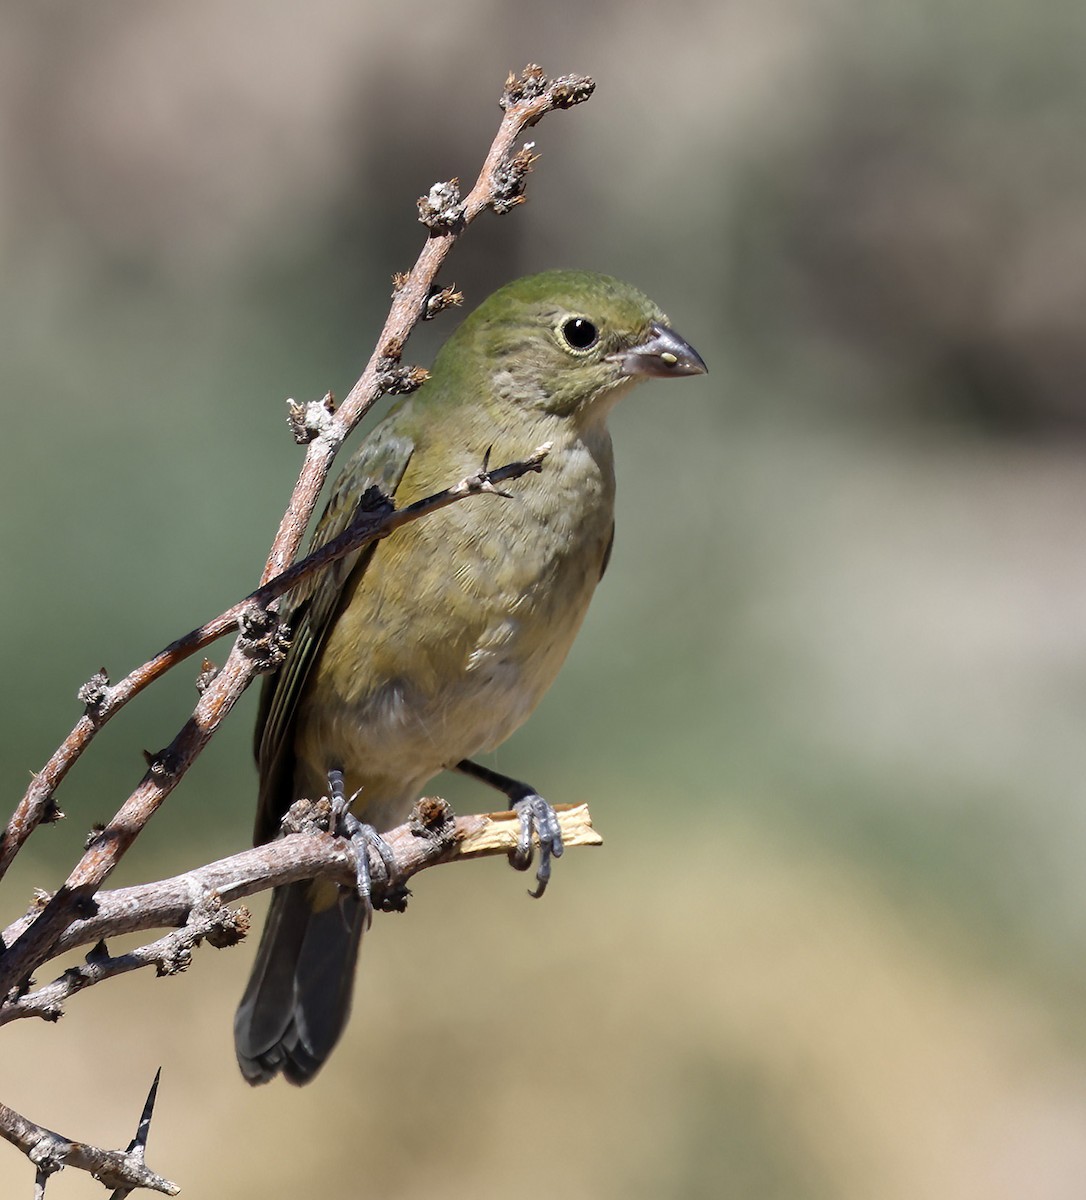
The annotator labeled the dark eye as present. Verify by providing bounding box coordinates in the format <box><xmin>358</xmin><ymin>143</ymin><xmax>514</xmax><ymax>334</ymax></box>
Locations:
<box><xmin>561</xmin><ymin>317</ymin><xmax>599</xmax><ymax>350</ymax></box>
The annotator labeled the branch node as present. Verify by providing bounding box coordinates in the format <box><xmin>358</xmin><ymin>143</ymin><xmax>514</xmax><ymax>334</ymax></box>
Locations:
<box><xmin>376</xmin><ymin>356</ymin><xmax>430</xmax><ymax>396</ymax></box>
<box><xmin>501</xmin><ymin>63</ymin><xmax>548</xmax><ymax>108</ymax></box>
<box><xmin>77</xmin><ymin>668</ymin><xmax>112</xmax><ymax>722</ymax></box>
<box><xmin>456</xmin><ymin>440</ymin><xmax>552</xmax><ymax>500</ymax></box>
<box><xmin>286</xmin><ymin>392</ymin><xmax>336</xmax><ymax>445</ymax></box>
<box><xmin>187</xmin><ymin>890</ymin><xmax>249</xmax><ymax>951</ymax></box>
<box><xmin>409</xmin><ymin>795</ymin><xmax>457</xmax><ymax>848</ymax></box>
<box><xmin>154</xmin><ymin>944</ymin><xmax>191</xmax><ymax>977</ymax></box>
<box><xmin>236</xmin><ymin>606</ymin><xmax>289</xmax><ymax>672</ymax></box>
<box><xmin>56</xmin><ymin>963</ymin><xmax>87</xmax><ymax>999</ymax></box>
<box><xmin>140</xmin><ymin>749</ymin><xmax>179</xmax><ymax>783</ymax></box>
<box><xmin>83</xmin><ymin>823</ymin><xmax>107</xmax><ymax>851</ymax></box>
<box><xmin>28</xmin><ymin>1133</ymin><xmax>64</xmax><ymax>1173</ymax></box>
<box><xmin>492</xmin><ymin>141</ymin><xmax>539</xmax><ymax>214</ymax></box>
<box><xmin>194</xmin><ymin>658</ymin><xmax>218</xmax><ymax>694</ymax></box>
<box><xmin>213</xmin><ymin>904</ymin><xmax>250</xmax><ymax>948</ymax></box>
<box><xmin>36</xmin><ymin>995</ymin><xmax>65</xmax><ymax>1022</ymax></box>
<box><xmin>549</xmin><ymin>73</ymin><xmax>596</xmax><ymax>109</ymax></box>
<box><xmin>417</xmin><ymin>178</ymin><xmax>463</xmax><ymax>233</ymax></box>
<box><xmin>87</xmin><ymin>938</ymin><xmax>110</xmax><ymax>965</ymax></box>
<box><xmin>423</xmin><ymin>283</ymin><xmax>465</xmax><ymax>321</ymax></box>
<box><xmin>4</xmin><ymin>973</ymin><xmax>31</xmax><ymax>1004</ymax></box>
<box><xmin>280</xmin><ymin>796</ymin><xmax>333</xmax><ymax>837</ymax></box>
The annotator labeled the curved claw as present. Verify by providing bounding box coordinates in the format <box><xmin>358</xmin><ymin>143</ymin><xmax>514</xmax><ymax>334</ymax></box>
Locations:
<box><xmin>510</xmin><ymin>793</ymin><xmax>564</xmax><ymax>899</ymax></box>
<box><xmin>336</xmin><ymin>811</ymin><xmax>396</xmax><ymax>927</ymax></box>
<box><xmin>326</xmin><ymin>770</ymin><xmax>396</xmax><ymax>928</ymax></box>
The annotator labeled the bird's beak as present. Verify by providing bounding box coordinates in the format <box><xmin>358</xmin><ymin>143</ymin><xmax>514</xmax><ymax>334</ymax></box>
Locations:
<box><xmin>611</xmin><ymin>322</ymin><xmax>708</xmax><ymax>379</ymax></box>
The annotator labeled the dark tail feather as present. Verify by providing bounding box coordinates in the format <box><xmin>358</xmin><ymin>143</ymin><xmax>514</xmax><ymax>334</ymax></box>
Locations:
<box><xmin>234</xmin><ymin>881</ymin><xmax>366</xmax><ymax>1086</ymax></box>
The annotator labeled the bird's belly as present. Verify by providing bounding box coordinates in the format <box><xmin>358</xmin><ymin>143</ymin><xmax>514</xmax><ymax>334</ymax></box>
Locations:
<box><xmin>295</xmin><ymin>491</ymin><xmax>611</xmax><ymax>816</ymax></box>
<box><xmin>323</xmin><ymin>595</ymin><xmax>592</xmax><ymax>788</ymax></box>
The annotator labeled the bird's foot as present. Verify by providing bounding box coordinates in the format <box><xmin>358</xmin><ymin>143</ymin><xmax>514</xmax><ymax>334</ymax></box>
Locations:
<box><xmin>510</xmin><ymin>792</ymin><xmax>564</xmax><ymax>899</ymax></box>
<box><xmin>453</xmin><ymin>759</ymin><xmax>565</xmax><ymax>898</ymax></box>
<box><xmin>327</xmin><ymin>769</ymin><xmax>398</xmax><ymax>926</ymax></box>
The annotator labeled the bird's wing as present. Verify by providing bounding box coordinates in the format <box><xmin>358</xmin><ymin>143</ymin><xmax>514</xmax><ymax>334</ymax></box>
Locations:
<box><xmin>252</xmin><ymin>431</ymin><xmax>415</xmax><ymax>844</ymax></box>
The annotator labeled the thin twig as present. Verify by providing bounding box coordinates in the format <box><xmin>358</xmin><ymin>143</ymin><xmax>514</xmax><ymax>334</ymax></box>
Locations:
<box><xmin>0</xmin><ymin>66</ymin><xmax>594</xmax><ymax>1000</ymax></box>
<box><xmin>0</xmin><ymin>1075</ymin><xmax>178</xmax><ymax>1196</ymax></box>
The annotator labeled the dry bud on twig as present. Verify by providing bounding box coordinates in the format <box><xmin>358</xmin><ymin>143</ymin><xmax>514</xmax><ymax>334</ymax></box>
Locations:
<box><xmin>286</xmin><ymin>392</ymin><xmax>336</xmax><ymax>444</ymax></box>
<box><xmin>417</xmin><ymin>178</ymin><xmax>463</xmax><ymax>232</ymax></box>
<box><xmin>423</xmin><ymin>283</ymin><xmax>464</xmax><ymax>320</ymax></box>
<box><xmin>77</xmin><ymin>670</ymin><xmax>112</xmax><ymax>722</ymax></box>
<box><xmin>376</xmin><ymin>357</ymin><xmax>430</xmax><ymax>395</ymax></box>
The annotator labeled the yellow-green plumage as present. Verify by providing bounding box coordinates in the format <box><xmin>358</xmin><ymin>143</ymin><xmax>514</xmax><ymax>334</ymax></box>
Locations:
<box><xmin>235</xmin><ymin>270</ymin><xmax>705</xmax><ymax>1085</ymax></box>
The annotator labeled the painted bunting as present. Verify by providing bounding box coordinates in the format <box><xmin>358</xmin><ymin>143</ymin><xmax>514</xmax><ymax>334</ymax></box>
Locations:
<box><xmin>234</xmin><ymin>270</ymin><xmax>706</xmax><ymax>1085</ymax></box>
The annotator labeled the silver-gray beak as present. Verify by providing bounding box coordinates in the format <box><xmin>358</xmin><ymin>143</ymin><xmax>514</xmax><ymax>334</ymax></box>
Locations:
<box><xmin>612</xmin><ymin>321</ymin><xmax>708</xmax><ymax>379</ymax></box>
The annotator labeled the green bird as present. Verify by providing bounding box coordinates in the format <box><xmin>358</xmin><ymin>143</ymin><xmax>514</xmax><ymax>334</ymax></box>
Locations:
<box><xmin>234</xmin><ymin>270</ymin><xmax>706</xmax><ymax>1085</ymax></box>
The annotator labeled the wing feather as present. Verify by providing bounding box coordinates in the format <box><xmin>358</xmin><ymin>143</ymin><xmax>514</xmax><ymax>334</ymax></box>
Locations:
<box><xmin>252</xmin><ymin>432</ymin><xmax>415</xmax><ymax>844</ymax></box>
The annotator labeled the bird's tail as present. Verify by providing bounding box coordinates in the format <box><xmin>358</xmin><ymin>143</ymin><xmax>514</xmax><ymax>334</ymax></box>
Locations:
<box><xmin>234</xmin><ymin>880</ymin><xmax>366</xmax><ymax>1085</ymax></box>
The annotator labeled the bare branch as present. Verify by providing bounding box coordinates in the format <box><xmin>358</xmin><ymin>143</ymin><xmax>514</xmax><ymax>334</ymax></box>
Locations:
<box><xmin>1</xmin><ymin>801</ymin><xmax>601</xmax><ymax>1025</ymax></box>
<box><xmin>0</xmin><ymin>1072</ymin><xmax>178</xmax><ymax>1196</ymax></box>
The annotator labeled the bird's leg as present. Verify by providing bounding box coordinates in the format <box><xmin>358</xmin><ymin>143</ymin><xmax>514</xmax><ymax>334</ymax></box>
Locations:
<box><xmin>326</xmin><ymin>768</ymin><xmax>398</xmax><ymax>925</ymax></box>
<box><xmin>454</xmin><ymin>759</ymin><xmax>564</xmax><ymax>898</ymax></box>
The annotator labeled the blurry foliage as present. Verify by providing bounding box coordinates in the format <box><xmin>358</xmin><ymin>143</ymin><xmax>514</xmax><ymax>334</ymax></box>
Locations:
<box><xmin>4</xmin><ymin>1</ymin><xmax>1086</xmax><ymax>1197</ymax></box>
<box><xmin>724</xmin><ymin>0</ymin><xmax>1086</xmax><ymax>433</ymax></box>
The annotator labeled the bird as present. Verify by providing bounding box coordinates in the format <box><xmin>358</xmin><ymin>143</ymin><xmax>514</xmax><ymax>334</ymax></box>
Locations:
<box><xmin>234</xmin><ymin>269</ymin><xmax>706</xmax><ymax>1085</ymax></box>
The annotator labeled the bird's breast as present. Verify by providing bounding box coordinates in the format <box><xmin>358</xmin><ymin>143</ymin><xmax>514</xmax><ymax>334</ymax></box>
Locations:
<box><xmin>294</xmin><ymin>428</ymin><xmax>616</xmax><ymax>804</ymax></box>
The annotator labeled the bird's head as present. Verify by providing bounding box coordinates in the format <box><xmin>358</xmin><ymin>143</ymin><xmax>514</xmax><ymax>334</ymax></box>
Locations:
<box><xmin>432</xmin><ymin>270</ymin><xmax>707</xmax><ymax>424</ymax></box>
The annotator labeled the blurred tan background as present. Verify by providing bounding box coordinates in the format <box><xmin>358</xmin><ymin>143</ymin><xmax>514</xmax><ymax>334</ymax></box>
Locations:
<box><xmin>4</xmin><ymin>1</ymin><xmax>1086</xmax><ymax>1196</ymax></box>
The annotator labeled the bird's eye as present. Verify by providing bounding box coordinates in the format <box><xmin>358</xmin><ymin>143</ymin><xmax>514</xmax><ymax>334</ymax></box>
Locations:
<box><xmin>560</xmin><ymin>317</ymin><xmax>599</xmax><ymax>351</ymax></box>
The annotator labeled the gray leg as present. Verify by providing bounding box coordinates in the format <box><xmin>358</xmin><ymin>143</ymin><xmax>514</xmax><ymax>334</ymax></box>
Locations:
<box><xmin>454</xmin><ymin>759</ymin><xmax>564</xmax><ymax>898</ymax></box>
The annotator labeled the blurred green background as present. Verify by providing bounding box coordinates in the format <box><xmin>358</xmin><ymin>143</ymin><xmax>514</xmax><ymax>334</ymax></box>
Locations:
<box><xmin>5</xmin><ymin>2</ymin><xmax>1086</xmax><ymax>1196</ymax></box>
